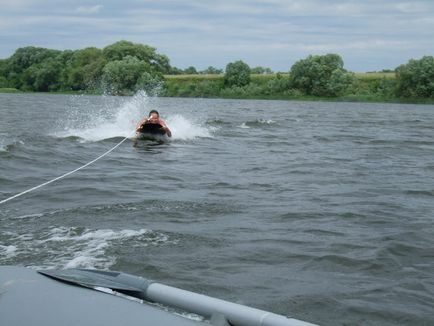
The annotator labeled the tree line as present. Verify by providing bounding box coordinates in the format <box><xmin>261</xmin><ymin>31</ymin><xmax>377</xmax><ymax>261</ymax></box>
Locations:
<box><xmin>0</xmin><ymin>41</ymin><xmax>170</xmax><ymax>95</ymax></box>
<box><xmin>0</xmin><ymin>40</ymin><xmax>433</xmax><ymax>99</ymax></box>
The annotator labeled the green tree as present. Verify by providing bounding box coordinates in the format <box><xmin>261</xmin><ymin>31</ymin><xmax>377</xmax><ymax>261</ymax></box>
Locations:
<box><xmin>224</xmin><ymin>60</ymin><xmax>251</xmax><ymax>87</ymax></box>
<box><xmin>183</xmin><ymin>66</ymin><xmax>198</xmax><ymax>74</ymax></box>
<box><xmin>289</xmin><ymin>53</ymin><xmax>354</xmax><ymax>97</ymax></box>
<box><xmin>251</xmin><ymin>66</ymin><xmax>273</xmax><ymax>74</ymax></box>
<box><xmin>21</xmin><ymin>57</ymin><xmax>63</xmax><ymax>91</ymax></box>
<box><xmin>0</xmin><ymin>59</ymin><xmax>7</xmax><ymax>74</ymax></box>
<box><xmin>169</xmin><ymin>67</ymin><xmax>184</xmax><ymax>75</ymax></box>
<box><xmin>0</xmin><ymin>76</ymin><xmax>8</xmax><ymax>88</ymax></box>
<box><xmin>396</xmin><ymin>56</ymin><xmax>434</xmax><ymax>98</ymax></box>
<box><xmin>34</xmin><ymin>58</ymin><xmax>64</xmax><ymax>91</ymax></box>
<box><xmin>0</xmin><ymin>59</ymin><xmax>8</xmax><ymax>87</ymax></box>
<box><xmin>101</xmin><ymin>55</ymin><xmax>151</xmax><ymax>95</ymax></box>
<box><xmin>7</xmin><ymin>47</ymin><xmax>61</xmax><ymax>73</ymax></box>
<box><xmin>64</xmin><ymin>47</ymin><xmax>106</xmax><ymax>90</ymax></box>
<box><xmin>103</xmin><ymin>40</ymin><xmax>170</xmax><ymax>74</ymax></box>
<box><xmin>201</xmin><ymin>66</ymin><xmax>223</xmax><ymax>74</ymax></box>
<box><xmin>266</xmin><ymin>74</ymin><xmax>291</xmax><ymax>95</ymax></box>
<box><xmin>5</xmin><ymin>47</ymin><xmax>61</xmax><ymax>88</ymax></box>
<box><xmin>0</xmin><ymin>42</ymin><xmax>174</xmax><ymax>93</ymax></box>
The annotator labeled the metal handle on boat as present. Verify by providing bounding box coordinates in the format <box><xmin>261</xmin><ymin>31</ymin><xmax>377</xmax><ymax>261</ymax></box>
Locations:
<box><xmin>144</xmin><ymin>282</ymin><xmax>316</xmax><ymax>326</ymax></box>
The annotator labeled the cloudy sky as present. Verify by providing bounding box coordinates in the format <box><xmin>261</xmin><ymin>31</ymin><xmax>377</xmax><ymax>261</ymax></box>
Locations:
<box><xmin>1</xmin><ymin>0</ymin><xmax>433</xmax><ymax>72</ymax></box>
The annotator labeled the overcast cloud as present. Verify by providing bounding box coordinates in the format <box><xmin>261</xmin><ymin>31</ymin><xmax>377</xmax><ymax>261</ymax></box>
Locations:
<box><xmin>0</xmin><ymin>0</ymin><xmax>433</xmax><ymax>71</ymax></box>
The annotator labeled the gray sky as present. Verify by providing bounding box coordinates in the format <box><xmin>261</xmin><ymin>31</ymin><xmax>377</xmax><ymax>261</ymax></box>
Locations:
<box><xmin>1</xmin><ymin>0</ymin><xmax>433</xmax><ymax>72</ymax></box>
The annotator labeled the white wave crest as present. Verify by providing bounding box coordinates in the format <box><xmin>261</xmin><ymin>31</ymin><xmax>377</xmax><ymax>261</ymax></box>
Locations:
<box><xmin>0</xmin><ymin>226</ymin><xmax>174</xmax><ymax>269</ymax></box>
<box><xmin>0</xmin><ymin>245</ymin><xmax>18</xmax><ymax>259</ymax></box>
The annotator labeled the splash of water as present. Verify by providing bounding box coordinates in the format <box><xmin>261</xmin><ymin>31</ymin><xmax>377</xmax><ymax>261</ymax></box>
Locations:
<box><xmin>0</xmin><ymin>135</ymin><xmax>11</xmax><ymax>152</ymax></box>
<box><xmin>238</xmin><ymin>122</ymin><xmax>250</xmax><ymax>129</ymax></box>
<box><xmin>167</xmin><ymin>114</ymin><xmax>212</xmax><ymax>140</ymax></box>
<box><xmin>54</xmin><ymin>91</ymin><xmax>213</xmax><ymax>142</ymax></box>
<box><xmin>56</xmin><ymin>91</ymin><xmax>148</xmax><ymax>142</ymax></box>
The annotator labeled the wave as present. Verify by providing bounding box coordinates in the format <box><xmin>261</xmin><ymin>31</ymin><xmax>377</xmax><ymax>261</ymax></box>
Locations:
<box><xmin>242</xmin><ymin>119</ymin><xmax>277</xmax><ymax>128</ymax></box>
<box><xmin>237</xmin><ymin>122</ymin><xmax>250</xmax><ymax>129</ymax></box>
<box><xmin>206</xmin><ymin>118</ymin><xmax>231</xmax><ymax>126</ymax></box>
<box><xmin>0</xmin><ymin>245</ymin><xmax>18</xmax><ymax>259</ymax></box>
<box><xmin>0</xmin><ymin>226</ymin><xmax>176</xmax><ymax>269</ymax></box>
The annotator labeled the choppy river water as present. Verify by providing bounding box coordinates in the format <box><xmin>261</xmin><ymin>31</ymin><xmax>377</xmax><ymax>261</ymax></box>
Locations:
<box><xmin>1</xmin><ymin>93</ymin><xmax>433</xmax><ymax>325</ymax></box>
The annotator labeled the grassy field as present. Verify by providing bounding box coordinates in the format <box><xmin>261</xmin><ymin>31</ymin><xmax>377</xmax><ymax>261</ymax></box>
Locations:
<box><xmin>165</xmin><ymin>72</ymin><xmax>396</xmax><ymax>80</ymax></box>
<box><xmin>164</xmin><ymin>74</ymin><xmax>224</xmax><ymax>79</ymax></box>
<box><xmin>0</xmin><ymin>88</ymin><xmax>21</xmax><ymax>93</ymax></box>
<box><xmin>354</xmin><ymin>72</ymin><xmax>395</xmax><ymax>79</ymax></box>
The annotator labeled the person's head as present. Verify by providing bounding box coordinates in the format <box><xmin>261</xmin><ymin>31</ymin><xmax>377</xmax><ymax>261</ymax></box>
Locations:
<box><xmin>149</xmin><ymin>110</ymin><xmax>159</xmax><ymax>119</ymax></box>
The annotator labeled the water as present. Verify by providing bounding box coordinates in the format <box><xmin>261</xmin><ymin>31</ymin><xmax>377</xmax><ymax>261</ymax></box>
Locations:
<box><xmin>1</xmin><ymin>93</ymin><xmax>434</xmax><ymax>325</ymax></box>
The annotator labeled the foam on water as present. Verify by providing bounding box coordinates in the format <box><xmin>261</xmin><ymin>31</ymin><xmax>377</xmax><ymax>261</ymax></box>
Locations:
<box><xmin>12</xmin><ymin>213</ymin><xmax>44</xmax><ymax>220</ymax></box>
<box><xmin>54</xmin><ymin>91</ymin><xmax>213</xmax><ymax>142</ymax></box>
<box><xmin>0</xmin><ymin>226</ymin><xmax>174</xmax><ymax>269</ymax></box>
<box><xmin>258</xmin><ymin>119</ymin><xmax>276</xmax><ymax>124</ymax></box>
<box><xmin>0</xmin><ymin>245</ymin><xmax>18</xmax><ymax>259</ymax></box>
<box><xmin>238</xmin><ymin>122</ymin><xmax>250</xmax><ymax>129</ymax></box>
<box><xmin>245</xmin><ymin>119</ymin><xmax>277</xmax><ymax>127</ymax></box>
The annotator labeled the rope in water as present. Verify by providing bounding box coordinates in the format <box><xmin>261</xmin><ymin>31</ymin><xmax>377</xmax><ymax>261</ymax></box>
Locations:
<box><xmin>0</xmin><ymin>134</ymin><xmax>133</xmax><ymax>205</ymax></box>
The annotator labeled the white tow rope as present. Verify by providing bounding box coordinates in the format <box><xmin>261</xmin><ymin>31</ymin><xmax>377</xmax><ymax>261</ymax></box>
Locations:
<box><xmin>0</xmin><ymin>134</ymin><xmax>133</xmax><ymax>205</ymax></box>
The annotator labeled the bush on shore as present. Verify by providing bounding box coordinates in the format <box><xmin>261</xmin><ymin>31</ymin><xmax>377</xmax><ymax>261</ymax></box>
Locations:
<box><xmin>396</xmin><ymin>56</ymin><xmax>434</xmax><ymax>99</ymax></box>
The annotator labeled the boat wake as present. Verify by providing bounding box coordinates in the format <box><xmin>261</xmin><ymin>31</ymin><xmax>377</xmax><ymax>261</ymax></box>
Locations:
<box><xmin>0</xmin><ymin>226</ymin><xmax>175</xmax><ymax>270</ymax></box>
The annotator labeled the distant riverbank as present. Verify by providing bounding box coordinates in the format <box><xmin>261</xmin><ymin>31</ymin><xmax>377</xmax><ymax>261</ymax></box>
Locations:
<box><xmin>161</xmin><ymin>73</ymin><xmax>433</xmax><ymax>104</ymax></box>
<box><xmin>1</xmin><ymin>73</ymin><xmax>433</xmax><ymax>104</ymax></box>
<box><xmin>2</xmin><ymin>43</ymin><xmax>432</xmax><ymax>103</ymax></box>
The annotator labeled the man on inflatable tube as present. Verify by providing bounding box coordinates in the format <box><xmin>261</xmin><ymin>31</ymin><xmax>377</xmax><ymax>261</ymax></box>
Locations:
<box><xmin>136</xmin><ymin>110</ymin><xmax>172</xmax><ymax>137</ymax></box>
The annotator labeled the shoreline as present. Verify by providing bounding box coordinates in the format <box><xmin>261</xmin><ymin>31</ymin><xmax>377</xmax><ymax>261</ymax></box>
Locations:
<box><xmin>1</xmin><ymin>88</ymin><xmax>433</xmax><ymax>105</ymax></box>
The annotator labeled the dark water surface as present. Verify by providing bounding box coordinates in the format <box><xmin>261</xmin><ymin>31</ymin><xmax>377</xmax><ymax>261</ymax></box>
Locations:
<box><xmin>1</xmin><ymin>93</ymin><xmax>434</xmax><ymax>325</ymax></box>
